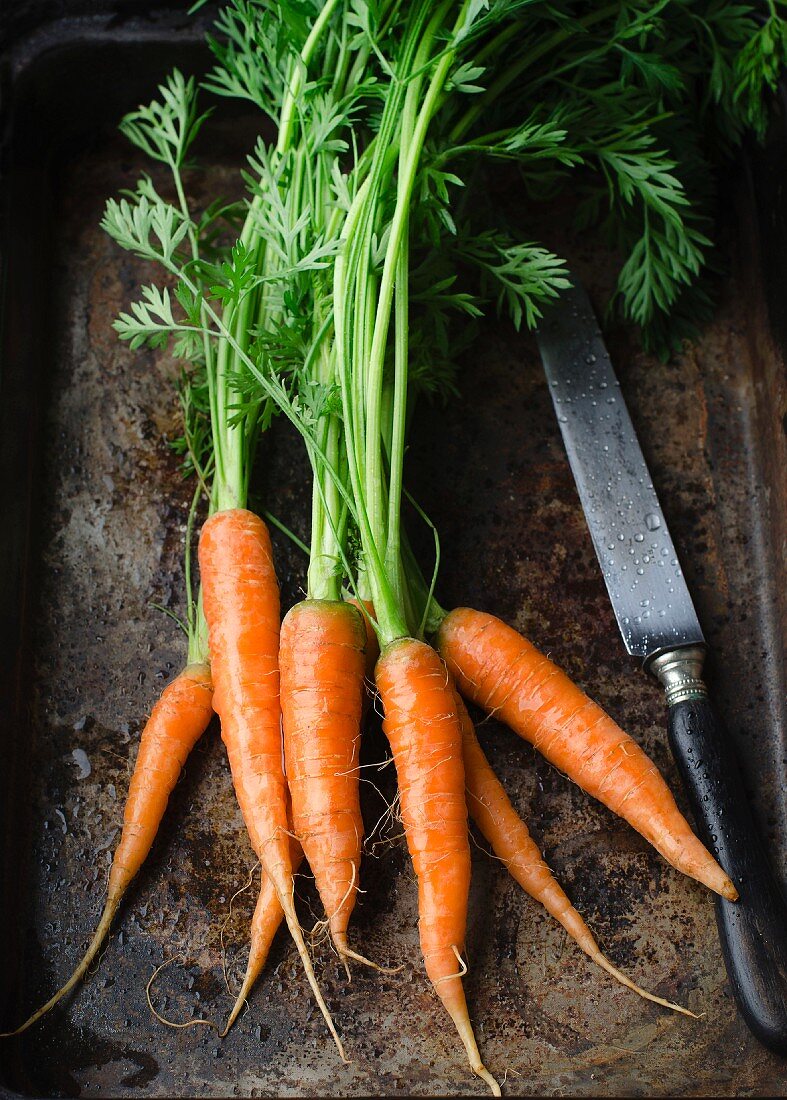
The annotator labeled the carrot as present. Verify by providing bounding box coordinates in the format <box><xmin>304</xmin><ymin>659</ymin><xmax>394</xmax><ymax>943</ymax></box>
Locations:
<box><xmin>198</xmin><ymin>507</ymin><xmax>346</xmax><ymax>1060</ymax></box>
<box><xmin>376</xmin><ymin>637</ymin><xmax>499</xmax><ymax>1096</ymax></box>
<box><xmin>280</xmin><ymin>598</ymin><xmax>370</xmax><ymax>968</ymax></box>
<box><xmin>2</xmin><ymin>662</ymin><xmax>214</xmax><ymax>1036</ymax></box>
<box><xmin>222</xmin><ymin>835</ymin><xmax>305</xmax><ymax>1036</ymax></box>
<box><xmin>437</xmin><ymin>607</ymin><xmax>736</xmax><ymax>901</ymax></box>
<box><xmin>456</xmin><ymin>693</ymin><xmax>697</xmax><ymax>1017</ymax></box>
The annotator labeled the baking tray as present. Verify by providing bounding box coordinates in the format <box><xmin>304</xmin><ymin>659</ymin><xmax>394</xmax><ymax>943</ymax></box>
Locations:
<box><xmin>1</xmin><ymin>5</ymin><xmax>786</xmax><ymax>1097</ymax></box>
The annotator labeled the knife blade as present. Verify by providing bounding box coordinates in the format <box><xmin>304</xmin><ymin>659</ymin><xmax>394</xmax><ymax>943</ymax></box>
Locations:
<box><xmin>536</xmin><ymin>276</ymin><xmax>787</xmax><ymax>1056</ymax></box>
<box><xmin>535</xmin><ymin>282</ymin><xmax>703</xmax><ymax>660</ymax></box>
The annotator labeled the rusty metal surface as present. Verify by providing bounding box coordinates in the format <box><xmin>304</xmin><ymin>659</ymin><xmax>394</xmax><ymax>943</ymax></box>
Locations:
<box><xmin>2</xmin><ymin>16</ymin><xmax>787</xmax><ymax>1099</ymax></box>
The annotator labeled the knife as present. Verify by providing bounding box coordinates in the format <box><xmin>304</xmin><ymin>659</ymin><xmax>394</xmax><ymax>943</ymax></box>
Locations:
<box><xmin>535</xmin><ymin>276</ymin><xmax>787</xmax><ymax>1056</ymax></box>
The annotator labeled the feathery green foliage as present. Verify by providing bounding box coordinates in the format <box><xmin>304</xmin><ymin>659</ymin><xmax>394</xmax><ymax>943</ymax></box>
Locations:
<box><xmin>103</xmin><ymin>0</ymin><xmax>786</xmax><ymax>637</ymax></box>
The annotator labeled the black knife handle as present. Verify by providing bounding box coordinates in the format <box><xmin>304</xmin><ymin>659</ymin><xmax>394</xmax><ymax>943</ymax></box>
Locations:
<box><xmin>650</xmin><ymin>646</ymin><xmax>787</xmax><ymax>1056</ymax></box>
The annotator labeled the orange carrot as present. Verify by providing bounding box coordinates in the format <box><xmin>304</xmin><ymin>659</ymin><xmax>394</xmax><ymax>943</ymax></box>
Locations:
<box><xmin>376</xmin><ymin>637</ymin><xmax>499</xmax><ymax>1096</ymax></box>
<box><xmin>456</xmin><ymin>693</ymin><xmax>696</xmax><ymax>1017</ymax></box>
<box><xmin>437</xmin><ymin>607</ymin><xmax>736</xmax><ymax>901</ymax></box>
<box><xmin>280</xmin><ymin>599</ymin><xmax>367</xmax><ymax>966</ymax></box>
<box><xmin>222</xmin><ymin>836</ymin><xmax>305</xmax><ymax>1036</ymax></box>
<box><xmin>198</xmin><ymin>508</ymin><xmax>345</xmax><ymax>1060</ymax></box>
<box><xmin>2</xmin><ymin>663</ymin><xmax>214</xmax><ymax>1036</ymax></box>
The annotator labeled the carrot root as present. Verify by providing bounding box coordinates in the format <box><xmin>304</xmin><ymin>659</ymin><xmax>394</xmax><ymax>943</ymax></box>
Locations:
<box><xmin>200</xmin><ymin>511</ymin><xmax>346</xmax><ymax>1061</ymax></box>
<box><xmin>221</xmin><ymin>871</ymin><xmax>285</xmax><ymax>1036</ymax></box>
<box><xmin>439</xmin><ymin>608</ymin><xmax>735</xmax><ymax>901</ymax></box>
<box><xmin>450</xmin><ymin>1008</ymin><xmax>502</xmax><ymax>1097</ymax></box>
<box><xmin>146</xmin><ymin>956</ymin><xmax>218</xmax><ymax>1031</ymax></box>
<box><xmin>109</xmin><ymin>663</ymin><xmax>214</xmax><ymax>899</ymax></box>
<box><xmin>222</xmin><ymin>974</ymin><xmax>254</xmax><ymax>1037</ymax></box>
<box><xmin>281</xmin><ymin>894</ymin><xmax>350</xmax><ymax>1062</ymax></box>
<box><xmin>222</xmin><ymin>834</ymin><xmax>305</xmax><ymax>1037</ymax></box>
<box><xmin>376</xmin><ymin>637</ymin><xmax>497</xmax><ymax>1094</ymax></box>
<box><xmin>332</xmin><ymin>936</ymin><xmax>405</xmax><ymax>976</ymax></box>
<box><xmin>280</xmin><ymin>599</ymin><xmax>366</xmax><ymax>965</ymax></box>
<box><xmin>1</xmin><ymin>662</ymin><xmax>214</xmax><ymax>1038</ymax></box>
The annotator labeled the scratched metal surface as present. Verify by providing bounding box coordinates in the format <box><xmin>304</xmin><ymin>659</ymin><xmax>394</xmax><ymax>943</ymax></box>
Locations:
<box><xmin>1</xmin><ymin>12</ymin><xmax>786</xmax><ymax>1099</ymax></box>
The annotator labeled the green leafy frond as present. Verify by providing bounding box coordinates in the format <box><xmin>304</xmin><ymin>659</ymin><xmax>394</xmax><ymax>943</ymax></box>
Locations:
<box><xmin>457</xmin><ymin>230</ymin><xmax>571</xmax><ymax>329</ymax></box>
<box><xmin>734</xmin><ymin>11</ymin><xmax>787</xmax><ymax>138</ymax></box>
<box><xmin>101</xmin><ymin>195</ymin><xmax>190</xmax><ymax>265</ymax></box>
<box><xmin>119</xmin><ymin>69</ymin><xmax>211</xmax><ymax>169</ymax></box>
<box><xmin>113</xmin><ymin>284</ymin><xmax>205</xmax><ymax>350</ymax></box>
<box><xmin>202</xmin><ymin>0</ymin><xmax>293</xmax><ymax>115</ymax></box>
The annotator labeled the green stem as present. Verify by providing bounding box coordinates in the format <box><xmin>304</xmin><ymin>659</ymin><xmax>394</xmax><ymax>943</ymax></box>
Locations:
<box><xmin>383</xmin><ymin>191</ymin><xmax>409</xmax><ymax>612</ymax></box>
<box><xmin>262</xmin><ymin>509</ymin><xmax>310</xmax><ymax>557</ymax></box>
<box><xmin>184</xmin><ymin>480</ymin><xmax>210</xmax><ymax>666</ymax></box>
<box><xmin>277</xmin><ymin>0</ymin><xmax>341</xmax><ymax>155</ymax></box>
<box><xmin>307</xmin><ymin>413</ymin><xmax>345</xmax><ymax>602</ymax></box>
<box><xmin>332</xmin><ymin>4</ymin><xmax>446</xmax><ymax>645</ymax></box>
<box><xmin>177</xmin><ymin>273</ymin><xmax>361</xmax><ymax>554</ymax></box>
<box><xmin>171</xmin><ymin>164</ymin><xmax>223</xmax><ymax>512</ymax></box>
<box><xmin>335</xmin><ymin>246</ymin><xmax>404</xmax><ymax>643</ymax></box>
<box><xmin>360</xmin><ymin>1</ymin><xmax>470</xmax><ymax>636</ymax></box>
<box><xmin>210</xmin><ymin>0</ymin><xmax>340</xmax><ymax>514</ymax></box>
<box><xmin>363</xmin><ymin>5</ymin><xmax>449</xmax><ymax>558</ymax></box>
<box><xmin>400</xmin><ymin>525</ymin><xmax>446</xmax><ymax>637</ymax></box>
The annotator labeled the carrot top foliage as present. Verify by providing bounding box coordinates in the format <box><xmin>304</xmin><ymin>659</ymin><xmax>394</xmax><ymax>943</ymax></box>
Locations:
<box><xmin>102</xmin><ymin>0</ymin><xmax>786</xmax><ymax>635</ymax></box>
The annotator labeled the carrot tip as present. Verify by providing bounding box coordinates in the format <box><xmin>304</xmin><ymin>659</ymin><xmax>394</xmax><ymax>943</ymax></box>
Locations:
<box><xmin>587</xmin><ymin>947</ymin><xmax>700</xmax><ymax>1018</ymax></box>
<box><xmin>221</xmin><ymin>992</ymin><xmax>249</xmax><ymax>1038</ymax></box>
<box><xmin>280</xmin><ymin>898</ymin><xmax>347</xmax><ymax>1062</ymax></box>
<box><xmin>0</xmin><ymin>895</ymin><xmax>120</xmax><ymax>1038</ymax></box>
<box><xmin>476</xmin><ymin>1065</ymin><xmax>502</xmax><ymax>1097</ymax></box>
<box><xmin>450</xmin><ymin>999</ymin><xmax>500</xmax><ymax>1096</ymax></box>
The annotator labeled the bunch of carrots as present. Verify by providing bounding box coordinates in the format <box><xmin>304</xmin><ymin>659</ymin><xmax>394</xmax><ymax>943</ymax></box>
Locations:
<box><xmin>4</xmin><ymin>0</ymin><xmax>785</xmax><ymax>1093</ymax></box>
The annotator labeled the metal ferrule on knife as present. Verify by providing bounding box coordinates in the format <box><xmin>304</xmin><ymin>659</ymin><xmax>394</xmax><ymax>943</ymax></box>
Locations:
<box><xmin>648</xmin><ymin>645</ymin><xmax>709</xmax><ymax>706</ymax></box>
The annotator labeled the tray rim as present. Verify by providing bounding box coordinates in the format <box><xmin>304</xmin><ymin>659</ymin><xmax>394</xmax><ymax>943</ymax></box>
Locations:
<box><xmin>1</xmin><ymin>8</ymin><xmax>786</xmax><ymax>1097</ymax></box>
